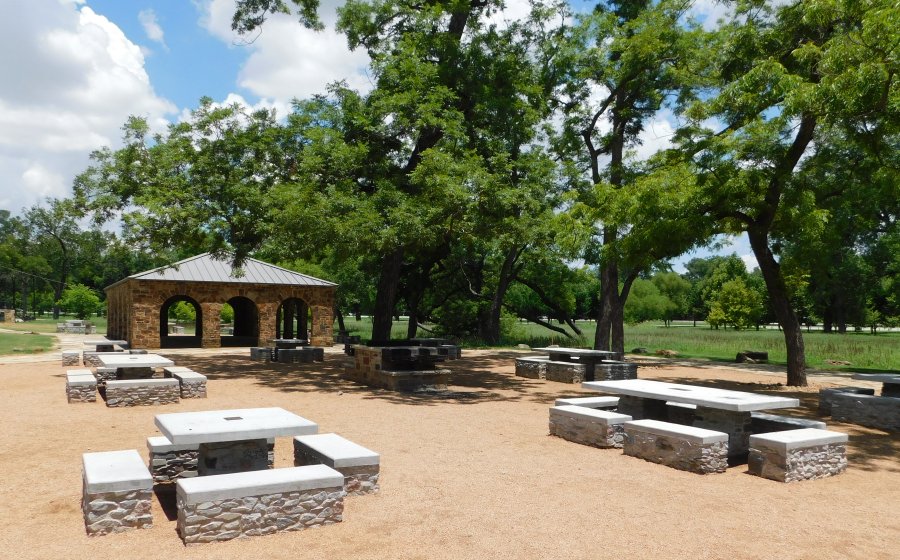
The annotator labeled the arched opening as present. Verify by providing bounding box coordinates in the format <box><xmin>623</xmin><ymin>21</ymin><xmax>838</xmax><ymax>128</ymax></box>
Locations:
<box><xmin>276</xmin><ymin>297</ymin><xmax>310</xmax><ymax>342</ymax></box>
<box><xmin>220</xmin><ymin>296</ymin><xmax>259</xmax><ymax>347</ymax></box>
<box><xmin>160</xmin><ymin>296</ymin><xmax>202</xmax><ymax>348</ymax></box>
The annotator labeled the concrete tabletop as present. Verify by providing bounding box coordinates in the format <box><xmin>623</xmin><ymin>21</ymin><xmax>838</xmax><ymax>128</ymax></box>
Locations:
<box><xmin>83</xmin><ymin>339</ymin><xmax>128</xmax><ymax>346</ymax></box>
<box><xmin>851</xmin><ymin>373</ymin><xmax>900</xmax><ymax>383</ymax></box>
<box><xmin>155</xmin><ymin>407</ymin><xmax>318</xmax><ymax>445</ymax></box>
<box><xmin>97</xmin><ymin>353</ymin><xmax>174</xmax><ymax>368</ymax></box>
<box><xmin>582</xmin><ymin>379</ymin><xmax>799</xmax><ymax>412</ymax></box>
<box><xmin>534</xmin><ymin>347</ymin><xmax>619</xmax><ymax>357</ymax></box>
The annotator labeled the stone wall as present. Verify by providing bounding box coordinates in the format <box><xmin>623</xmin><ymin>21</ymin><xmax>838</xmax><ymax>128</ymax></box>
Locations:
<box><xmin>515</xmin><ymin>357</ymin><xmax>547</xmax><ymax>379</ymax></box>
<box><xmin>177</xmin><ymin>487</ymin><xmax>344</xmax><ymax>544</ymax></box>
<box><xmin>67</xmin><ymin>381</ymin><xmax>96</xmax><ymax>403</ymax></box>
<box><xmin>62</xmin><ymin>351</ymin><xmax>80</xmax><ymax>367</ymax></box>
<box><xmin>748</xmin><ymin>443</ymin><xmax>847</xmax><ymax>482</ymax></box>
<box><xmin>624</xmin><ymin>430</ymin><xmax>728</xmax><ymax>474</ymax></box>
<box><xmin>293</xmin><ymin>449</ymin><xmax>380</xmax><ymax>496</ymax></box>
<box><xmin>818</xmin><ymin>387</ymin><xmax>876</xmax><ymax>415</ymax></box>
<box><xmin>179</xmin><ymin>379</ymin><xmax>207</xmax><ymax>399</ymax></box>
<box><xmin>593</xmin><ymin>361</ymin><xmax>638</xmax><ymax>381</ymax></box>
<box><xmin>105</xmin><ymin>380</ymin><xmax>180</xmax><ymax>407</ymax></box>
<box><xmin>82</xmin><ymin>488</ymin><xmax>153</xmax><ymax>536</ymax></box>
<box><xmin>106</xmin><ymin>278</ymin><xmax>335</xmax><ymax>349</ymax></box>
<box><xmin>151</xmin><ymin>448</ymin><xmax>199</xmax><ymax>483</ymax></box>
<box><xmin>544</xmin><ymin>361</ymin><xmax>587</xmax><ymax>384</ymax></box>
<box><xmin>831</xmin><ymin>393</ymin><xmax>900</xmax><ymax>432</ymax></box>
<box><xmin>548</xmin><ymin>408</ymin><xmax>628</xmax><ymax>448</ymax></box>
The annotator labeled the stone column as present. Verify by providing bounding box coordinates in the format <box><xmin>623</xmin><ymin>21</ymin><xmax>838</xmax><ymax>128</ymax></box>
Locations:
<box><xmin>257</xmin><ymin>302</ymin><xmax>279</xmax><ymax>345</ymax></box>
<box><xmin>310</xmin><ymin>303</ymin><xmax>334</xmax><ymax>346</ymax></box>
<box><xmin>693</xmin><ymin>407</ymin><xmax>752</xmax><ymax>460</ymax></box>
<box><xmin>617</xmin><ymin>396</ymin><xmax>668</xmax><ymax>420</ymax></box>
<box><xmin>201</xmin><ymin>302</ymin><xmax>222</xmax><ymax>348</ymax></box>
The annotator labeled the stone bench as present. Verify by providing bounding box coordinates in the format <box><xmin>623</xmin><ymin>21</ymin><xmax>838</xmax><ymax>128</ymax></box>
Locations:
<box><xmin>748</xmin><ymin>428</ymin><xmax>848</xmax><ymax>482</ymax></box>
<box><xmin>544</xmin><ymin>360</ymin><xmax>588</xmax><ymax>384</ymax></box>
<box><xmin>62</xmin><ymin>350</ymin><xmax>81</xmax><ymax>367</ymax></box>
<box><xmin>176</xmin><ymin>464</ymin><xmax>345</xmax><ymax>544</ymax></box>
<box><xmin>592</xmin><ymin>361</ymin><xmax>639</xmax><ymax>381</ymax></box>
<box><xmin>818</xmin><ymin>387</ymin><xmax>876</xmax><ymax>416</ymax></box>
<box><xmin>105</xmin><ymin>378</ymin><xmax>180</xmax><ymax>407</ymax></box>
<box><xmin>82</xmin><ymin>450</ymin><xmax>153</xmax><ymax>536</ymax></box>
<box><xmin>549</xmin><ymin>405</ymin><xmax>632</xmax><ymax>448</ymax></box>
<box><xmin>831</xmin><ymin>392</ymin><xmax>900</xmax><ymax>432</ymax></box>
<box><xmin>554</xmin><ymin>396</ymin><xmax>619</xmax><ymax>409</ymax></box>
<box><xmin>624</xmin><ymin>419</ymin><xmax>728</xmax><ymax>474</ymax></box>
<box><xmin>148</xmin><ymin>436</ymin><xmax>275</xmax><ymax>483</ymax></box>
<box><xmin>750</xmin><ymin>412</ymin><xmax>826</xmax><ymax>433</ymax></box>
<box><xmin>250</xmin><ymin>347</ymin><xmax>273</xmax><ymax>361</ymax></box>
<box><xmin>515</xmin><ymin>357</ymin><xmax>549</xmax><ymax>379</ymax></box>
<box><xmin>66</xmin><ymin>370</ymin><xmax>97</xmax><ymax>403</ymax></box>
<box><xmin>293</xmin><ymin>433</ymin><xmax>380</xmax><ymax>495</ymax></box>
<box><xmin>94</xmin><ymin>367</ymin><xmax>118</xmax><ymax>385</ymax></box>
<box><xmin>171</xmin><ymin>370</ymin><xmax>207</xmax><ymax>399</ymax></box>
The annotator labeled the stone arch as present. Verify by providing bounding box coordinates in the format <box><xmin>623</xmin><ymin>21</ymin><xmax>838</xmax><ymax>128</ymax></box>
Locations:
<box><xmin>276</xmin><ymin>297</ymin><xmax>310</xmax><ymax>341</ymax></box>
<box><xmin>159</xmin><ymin>295</ymin><xmax>203</xmax><ymax>349</ymax></box>
<box><xmin>220</xmin><ymin>295</ymin><xmax>259</xmax><ymax>347</ymax></box>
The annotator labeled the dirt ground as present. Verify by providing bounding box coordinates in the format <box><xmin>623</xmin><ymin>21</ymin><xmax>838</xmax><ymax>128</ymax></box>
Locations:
<box><xmin>1</xmin><ymin>347</ymin><xmax>897</xmax><ymax>560</ymax></box>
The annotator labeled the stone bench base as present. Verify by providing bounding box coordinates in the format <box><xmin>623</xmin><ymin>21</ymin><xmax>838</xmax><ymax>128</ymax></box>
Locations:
<box><xmin>624</xmin><ymin>420</ymin><xmax>728</xmax><ymax>474</ymax></box>
<box><xmin>345</xmin><ymin>367</ymin><xmax>451</xmax><ymax>392</ymax></box>
<box><xmin>105</xmin><ymin>379</ymin><xmax>180</xmax><ymax>407</ymax></box>
<box><xmin>176</xmin><ymin>465</ymin><xmax>344</xmax><ymax>544</ymax></box>
<box><xmin>515</xmin><ymin>357</ymin><xmax>548</xmax><ymax>379</ymax></box>
<box><xmin>549</xmin><ymin>406</ymin><xmax>631</xmax><ymax>448</ymax></box>
<box><xmin>82</xmin><ymin>450</ymin><xmax>153</xmax><ymax>536</ymax></box>
<box><xmin>294</xmin><ymin>434</ymin><xmax>380</xmax><ymax>495</ymax></box>
<box><xmin>170</xmin><ymin>370</ymin><xmax>207</xmax><ymax>399</ymax></box>
<box><xmin>544</xmin><ymin>361</ymin><xmax>587</xmax><ymax>384</ymax></box>
<box><xmin>592</xmin><ymin>361</ymin><xmax>638</xmax><ymax>381</ymax></box>
<box><xmin>62</xmin><ymin>350</ymin><xmax>81</xmax><ymax>367</ymax></box>
<box><xmin>67</xmin><ymin>370</ymin><xmax>97</xmax><ymax>403</ymax></box>
<box><xmin>748</xmin><ymin>429</ymin><xmax>848</xmax><ymax>482</ymax></box>
<box><xmin>148</xmin><ymin>437</ymin><xmax>275</xmax><ymax>483</ymax></box>
<box><xmin>831</xmin><ymin>393</ymin><xmax>900</xmax><ymax>432</ymax></box>
<box><xmin>818</xmin><ymin>387</ymin><xmax>876</xmax><ymax>416</ymax></box>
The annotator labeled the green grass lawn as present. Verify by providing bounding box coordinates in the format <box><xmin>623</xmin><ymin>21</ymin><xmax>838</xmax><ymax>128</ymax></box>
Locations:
<box><xmin>335</xmin><ymin>317</ymin><xmax>900</xmax><ymax>374</ymax></box>
<box><xmin>2</xmin><ymin>315</ymin><xmax>108</xmax><ymax>334</ymax></box>
<box><xmin>0</xmin><ymin>331</ymin><xmax>56</xmax><ymax>355</ymax></box>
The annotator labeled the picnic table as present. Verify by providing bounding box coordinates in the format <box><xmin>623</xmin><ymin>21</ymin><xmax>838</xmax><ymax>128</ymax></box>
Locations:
<box><xmin>582</xmin><ymin>378</ymin><xmax>799</xmax><ymax>459</ymax></box>
<box><xmin>851</xmin><ymin>373</ymin><xmax>900</xmax><ymax>398</ymax></box>
<box><xmin>155</xmin><ymin>407</ymin><xmax>317</xmax><ymax>476</ymax></box>
<box><xmin>97</xmin><ymin>353</ymin><xmax>174</xmax><ymax>380</ymax></box>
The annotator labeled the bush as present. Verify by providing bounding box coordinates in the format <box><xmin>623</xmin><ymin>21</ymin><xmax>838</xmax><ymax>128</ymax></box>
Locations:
<box><xmin>57</xmin><ymin>284</ymin><xmax>102</xmax><ymax>320</ymax></box>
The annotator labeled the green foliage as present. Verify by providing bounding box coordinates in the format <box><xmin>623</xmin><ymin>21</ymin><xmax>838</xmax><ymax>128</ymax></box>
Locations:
<box><xmin>624</xmin><ymin>279</ymin><xmax>673</xmax><ymax>325</ymax></box>
<box><xmin>707</xmin><ymin>278</ymin><xmax>763</xmax><ymax>330</ymax></box>
<box><xmin>220</xmin><ymin>303</ymin><xmax>235</xmax><ymax>324</ymax></box>
<box><xmin>168</xmin><ymin>301</ymin><xmax>196</xmax><ymax>323</ymax></box>
<box><xmin>58</xmin><ymin>284</ymin><xmax>101</xmax><ymax>320</ymax></box>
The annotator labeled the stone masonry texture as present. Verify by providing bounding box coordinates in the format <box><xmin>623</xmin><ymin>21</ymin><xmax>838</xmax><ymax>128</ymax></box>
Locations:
<box><xmin>293</xmin><ymin>448</ymin><xmax>380</xmax><ymax>496</ymax></box>
<box><xmin>831</xmin><ymin>393</ymin><xmax>900</xmax><ymax>432</ymax></box>
<box><xmin>818</xmin><ymin>387</ymin><xmax>876</xmax><ymax>416</ymax></box>
<box><xmin>544</xmin><ymin>361</ymin><xmax>587</xmax><ymax>384</ymax></box>
<box><xmin>548</xmin><ymin>410</ymin><xmax>626</xmax><ymax>448</ymax></box>
<box><xmin>748</xmin><ymin>443</ymin><xmax>847</xmax><ymax>482</ymax></box>
<box><xmin>106</xmin><ymin>384</ymin><xmax>180</xmax><ymax>407</ymax></box>
<box><xmin>177</xmin><ymin>487</ymin><xmax>344</xmax><ymax>545</ymax></box>
<box><xmin>67</xmin><ymin>382</ymin><xmax>96</xmax><ymax>403</ymax></box>
<box><xmin>515</xmin><ymin>358</ymin><xmax>547</xmax><ymax>379</ymax></box>
<box><xmin>82</xmin><ymin>488</ymin><xmax>153</xmax><ymax>536</ymax></box>
<box><xmin>62</xmin><ymin>351</ymin><xmax>80</xmax><ymax>367</ymax></box>
<box><xmin>179</xmin><ymin>380</ymin><xmax>207</xmax><ymax>399</ymax></box>
<box><xmin>624</xmin><ymin>430</ymin><xmax>728</xmax><ymax>474</ymax></box>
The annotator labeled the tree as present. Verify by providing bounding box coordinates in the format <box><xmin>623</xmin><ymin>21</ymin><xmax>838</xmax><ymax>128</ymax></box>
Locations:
<box><xmin>624</xmin><ymin>279</ymin><xmax>673</xmax><ymax>324</ymax></box>
<box><xmin>25</xmin><ymin>198</ymin><xmax>85</xmax><ymax>319</ymax></box>
<box><xmin>674</xmin><ymin>0</ymin><xmax>899</xmax><ymax>385</ymax></box>
<box><xmin>707</xmin><ymin>278</ymin><xmax>762</xmax><ymax>330</ymax></box>
<box><xmin>651</xmin><ymin>271</ymin><xmax>690</xmax><ymax>326</ymax></box>
<box><xmin>58</xmin><ymin>283</ymin><xmax>101</xmax><ymax>320</ymax></box>
<box><xmin>554</xmin><ymin>0</ymin><xmax>709</xmax><ymax>354</ymax></box>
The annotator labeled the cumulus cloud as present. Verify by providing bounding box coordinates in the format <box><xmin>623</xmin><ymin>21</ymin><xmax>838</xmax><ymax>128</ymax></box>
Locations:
<box><xmin>139</xmin><ymin>8</ymin><xmax>168</xmax><ymax>50</ymax></box>
<box><xmin>0</xmin><ymin>1</ymin><xmax>176</xmax><ymax>213</ymax></box>
<box><xmin>197</xmin><ymin>0</ymin><xmax>371</xmax><ymax>101</ymax></box>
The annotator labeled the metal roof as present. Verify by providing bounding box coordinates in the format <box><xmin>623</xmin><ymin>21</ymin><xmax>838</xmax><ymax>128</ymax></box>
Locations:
<box><xmin>111</xmin><ymin>253</ymin><xmax>337</xmax><ymax>288</ymax></box>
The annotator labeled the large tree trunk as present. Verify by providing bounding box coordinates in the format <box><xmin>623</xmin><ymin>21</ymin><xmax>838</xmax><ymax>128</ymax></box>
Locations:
<box><xmin>371</xmin><ymin>248</ymin><xmax>404</xmax><ymax>343</ymax></box>
<box><xmin>479</xmin><ymin>247</ymin><xmax>520</xmax><ymax>345</ymax></box>
<box><xmin>748</xmin><ymin>228</ymin><xmax>807</xmax><ymax>386</ymax></box>
<box><xmin>334</xmin><ymin>306</ymin><xmax>347</xmax><ymax>334</ymax></box>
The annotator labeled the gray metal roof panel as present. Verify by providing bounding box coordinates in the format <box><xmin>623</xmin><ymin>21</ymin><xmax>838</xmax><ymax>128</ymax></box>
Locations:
<box><xmin>123</xmin><ymin>253</ymin><xmax>336</xmax><ymax>287</ymax></box>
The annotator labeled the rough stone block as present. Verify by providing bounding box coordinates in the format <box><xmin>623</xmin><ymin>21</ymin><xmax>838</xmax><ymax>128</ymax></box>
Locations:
<box><xmin>82</xmin><ymin>450</ymin><xmax>153</xmax><ymax>536</ymax></box>
<box><xmin>293</xmin><ymin>433</ymin><xmax>380</xmax><ymax>495</ymax></box>
<box><xmin>515</xmin><ymin>357</ymin><xmax>548</xmax><ymax>379</ymax></box>
<box><xmin>818</xmin><ymin>387</ymin><xmax>876</xmax><ymax>416</ymax></box>
<box><xmin>67</xmin><ymin>370</ymin><xmax>97</xmax><ymax>403</ymax></box>
<box><xmin>748</xmin><ymin>428</ymin><xmax>848</xmax><ymax>482</ymax></box>
<box><xmin>545</xmin><ymin>361</ymin><xmax>587</xmax><ymax>384</ymax></box>
<box><xmin>624</xmin><ymin>419</ymin><xmax>728</xmax><ymax>474</ymax></box>
<box><xmin>172</xmin><ymin>370</ymin><xmax>207</xmax><ymax>399</ymax></box>
<box><xmin>831</xmin><ymin>392</ymin><xmax>900</xmax><ymax>432</ymax></box>
<box><xmin>592</xmin><ymin>361</ymin><xmax>638</xmax><ymax>381</ymax></box>
<box><xmin>549</xmin><ymin>406</ymin><xmax>631</xmax><ymax>448</ymax></box>
<box><xmin>62</xmin><ymin>350</ymin><xmax>81</xmax><ymax>367</ymax></box>
<box><xmin>105</xmin><ymin>379</ymin><xmax>180</xmax><ymax>407</ymax></box>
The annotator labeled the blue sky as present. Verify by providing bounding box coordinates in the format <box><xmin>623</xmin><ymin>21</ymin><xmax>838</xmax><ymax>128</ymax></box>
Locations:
<box><xmin>0</xmin><ymin>0</ymin><xmax>754</xmax><ymax>272</ymax></box>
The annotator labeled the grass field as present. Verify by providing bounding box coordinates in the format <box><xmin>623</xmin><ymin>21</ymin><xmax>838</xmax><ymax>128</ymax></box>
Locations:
<box><xmin>336</xmin><ymin>317</ymin><xmax>900</xmax><ymax>374</ymax></box>
<box><xmin>0</xmin><ymin>332</ymin><xmax>55</xmax><ymax>355</ymax></box>
<box><xmin>1</xmin><ymin>316</ymin><xmax>108</xmax><ymax>334</ymax></box>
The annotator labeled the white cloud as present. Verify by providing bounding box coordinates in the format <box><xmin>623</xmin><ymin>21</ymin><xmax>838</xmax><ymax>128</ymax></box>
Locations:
<box><xmin>197</xmin><ymin>0</ymin><xmax>371</xmax><ymax>102</ymax></box>
<box><xmin>0</xmin><ymin>1</ymin><xmax>176</xmax><ymax>213</ymax></box>
<box><xmin>139</xmin><ymin>9</ymin><xmax>168</xmax><ymax>50</ymax></box>
<box><xmin>740</xmin><ymin>252</ymin><xmax>760</xmax><ymax>272</ymax></box>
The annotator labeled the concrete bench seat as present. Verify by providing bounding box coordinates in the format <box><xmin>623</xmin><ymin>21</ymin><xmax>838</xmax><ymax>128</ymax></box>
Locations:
<box><xmin>748</xmin><ymin>428</ymin><xmax>848</xmax><ymax>482</ymax></box>
<box><xmin>624</xmin><ymin>419</ymin><xmax>728</xmax><ymax>474</ymax></box>
<box><xmin>82</xmin><ymin>450</ymin><xmax>153</xmax><ymax>536</ymax></box>
<box><xmin>163</xmin><ymin>366</ymin><xmax>194</xmax><ymax>376</ymax></box>
<box><xmin>750</xmin><ymin>412</ymin><xmax>826</xmax><ymax>433</ymax></box>
<box><xmin>554</xmin><ymin>396</ymin><xmax>619</xmax><ymax>410</ymax></box>
<box><xmin>549</xmin><ymin>405</ymin><xmax>632</xmax><ymax>448</ymax></box>
<box><xmin>176</xmin><ymin>464</ymin><xmax>345</xmax><ymax>544</ymax></box>
<box><xmin>171</xmin><ymin>370</ymin><xmax>207</xmax><ymax>399</ymax></box>
<box><xmin>818</xmin><ymin>387</ymin><xmax>876</xmax><ymax>415</ymax></box>
<box><xmin>293</xmin><ymin>433</ymin><xmax>380</xmax><ymax>495</ymax></box>
<box><xmin>66</xmin><ymin>370</ymin><xmax>97</xmax><ymax>403</ymax></box>
<box><xmin>105</xmin><ymin>378</ymin><xmax>179</xmax><ymax>407</ymax></box>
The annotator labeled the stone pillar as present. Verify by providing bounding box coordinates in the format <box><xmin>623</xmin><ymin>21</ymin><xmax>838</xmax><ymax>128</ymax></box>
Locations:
<box><xmin>200</xmin><ymin>302</ymin><xmax>222</xmax><ymax>348</ymax></box>
<box><xmin>310</xmin><ymin>303</ymin><xmax>334</xmax><ymax>347</ymax></box>
<box><xmin>693</xmin><ymin>407</ymin><xmax>752</xmax><ymax>460</ymax></box>
<box><xmin>617</xmin><ymin>396</ymin><xmax>668</xmax><ymax>421</ymax></box>
<box><xmin>257</xmin><ymin>302</ymin><xmax>279</xmax><ymax>346</ymax></box>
